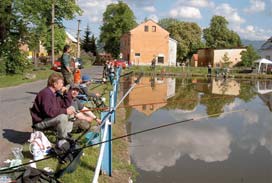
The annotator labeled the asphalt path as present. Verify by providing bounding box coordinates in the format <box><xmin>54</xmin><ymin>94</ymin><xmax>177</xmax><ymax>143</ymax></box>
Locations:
<box><xmin>0</xmin><ymin>66</ymin><xmax>103</xmax><ymax>166</ymax></box>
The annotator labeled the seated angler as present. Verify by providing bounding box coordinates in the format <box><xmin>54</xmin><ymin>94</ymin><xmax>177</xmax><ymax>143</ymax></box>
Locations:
<box><xmin>30</xmin><ymin>73</ymin><xmax>75</xmax><ymax>139</ymax></box>
<box><xmin>79</xmin><ymin>74</ymin><xmax>106</xmax><ymax>108</ymax></box>
<box><xmin>70</xmin><ymin>84</ymin><xmax>102</xmax><ymax>132</ymax></box>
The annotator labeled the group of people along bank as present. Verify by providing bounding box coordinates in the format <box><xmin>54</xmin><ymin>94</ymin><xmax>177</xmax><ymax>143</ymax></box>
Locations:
<box><xmin>30</xmin><ymin>45</ymin><xmax>109</xmax><ymax>140</ymax></box>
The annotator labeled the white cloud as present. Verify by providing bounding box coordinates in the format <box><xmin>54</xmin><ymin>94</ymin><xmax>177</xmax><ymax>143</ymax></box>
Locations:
<box><xmin>143</xmin><ymin>6</ymin><xmax>156</xmax><ymax>13</ymax></box>
<box><xmin>244</xmin><ymin>0</ymin><xmax>265</xmax><ymax>13</ymax></box>
<box><xmin>148</xmin><ymin>14</ymin><xmax>159</xmax><ymax>22</ymax></box>
<box><xmin>214</xmin><ymin>3</ymin><xmax>245</xmax><ymax>25</ymax></box>
<box><xmin>169</xmin><ymin>6</ymin><xmax>202</xmax><ymax>19</ymax></box>
<box><xmin>233</xmin><ymin>25</ymin><xmax>272</xmax><ymax>40</ymax></box>
<box><xmin>176</xmin><ymin>0</ymin><xmax>215</xmax><ymax>8</ymax></box>
<box><xmin>78</xmin><ymin>0</ymin><xmax>116</xmax><ymax>23</ymax></box>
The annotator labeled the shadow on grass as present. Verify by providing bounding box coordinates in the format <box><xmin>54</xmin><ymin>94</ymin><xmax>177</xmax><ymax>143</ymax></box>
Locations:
<box><xmin>2</xmin><ymin>129</ymin><xmax>31</xmax><ymax>145</ymax></box>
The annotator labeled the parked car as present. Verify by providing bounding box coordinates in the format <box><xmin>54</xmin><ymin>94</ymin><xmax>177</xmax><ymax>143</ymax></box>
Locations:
<box><xmin>112</xmin><ymin>60</ymin><xmax>128</xmax><ymax>69</ymax></box>
<box><xmin>51</xmin><ymin>57</ymin><xmax>83</xmax><ymax>72</ymax></box>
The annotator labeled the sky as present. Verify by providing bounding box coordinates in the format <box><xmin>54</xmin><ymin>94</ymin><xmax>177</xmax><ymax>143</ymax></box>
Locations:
<box><xmin>64</xmin><ymin>0</ymin><xmax>272</xmax><ymax>41</ymax></box>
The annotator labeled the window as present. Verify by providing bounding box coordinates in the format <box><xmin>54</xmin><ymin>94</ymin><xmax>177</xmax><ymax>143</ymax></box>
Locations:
<box><xmin>135</xmin><ymin>53</ymin><xmax>141</xmax><ymax>57</ymax></box>
<box><xmin>152</xmin><ymin>26</ymin><xmax>156</xmax><ymax>32</ymax></box>
<box><xmin>144</xmin><ymin>25</ymin><xmax>149</xmax><ymax>32</ymax></box>
<box><xmin>158</xmin><ymin>56</ymin><xmax>164</xmax><ymax>64</ymax></box>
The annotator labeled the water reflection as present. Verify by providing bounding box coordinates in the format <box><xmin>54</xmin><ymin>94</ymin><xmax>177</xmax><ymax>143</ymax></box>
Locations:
<box><xmin>255</xmin><ymin>80</ymin><xmax>272</xmax><ymax>111</ymax></box>
<box><xmin>130</xmin><ymin>112</ymin><xmax>232</xmax><ymax>172</ymax></box>
<box><xmin>128</xmin><ymin>76</ymin><xmax>175</xmax><ymax>116</ymax></box>
<box><xmin>125</xmin><ymin>76</ymin><xmax>272</xmax><ymax>183</ymax></box>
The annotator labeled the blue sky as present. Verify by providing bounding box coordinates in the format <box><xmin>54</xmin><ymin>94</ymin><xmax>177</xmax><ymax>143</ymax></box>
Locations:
<box><xmin>64</xmin><ymin>0</ymin><xmax>272</xmax><ymax>41</ymax></box>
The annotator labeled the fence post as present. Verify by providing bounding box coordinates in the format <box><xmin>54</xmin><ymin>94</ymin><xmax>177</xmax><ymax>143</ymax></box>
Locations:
<box><xmin>100</xmin><ymin>111</ymin><xmax>112</xmax><ymax>176</ymax></box>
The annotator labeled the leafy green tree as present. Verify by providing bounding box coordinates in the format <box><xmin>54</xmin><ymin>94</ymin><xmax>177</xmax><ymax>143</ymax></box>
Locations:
<box><xmin>100</xmin><ymin>1</ymin><xmax>137</xmax><ymax>58</ymax></box>
<box><xmin>158</xmin><ymin>18</ymin><xmax>179</xmax><ymax>30</ymax></box>
<box><xmin>165</xmin><ymin>21</ymin><xmax>204</xmax><ymax>62</ymax></box>
<box><xmin>240</xmin><ymin>45</ymin><xmax>260</xmax><ymax>67</ymax></box>
<box><xmin>45</xmin><ymin>26</ymin><xmax>66</xmax><ymax>55</ymax></box>
<box><xmin>0</xmin><ymin>0</ymin><xmax>81</xmax><ymax>74</ymax></box>
<box><xmin>203</xmin><ymin>15</ymin><xmax>241</xmax><ymax>48</ymax></box>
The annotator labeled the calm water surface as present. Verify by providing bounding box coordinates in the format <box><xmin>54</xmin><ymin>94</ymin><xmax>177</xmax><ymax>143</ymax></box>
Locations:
<box><xmin>124</xmin><ymin>76</ymin><xmax>272</xmax><ymax>183</ymax></box>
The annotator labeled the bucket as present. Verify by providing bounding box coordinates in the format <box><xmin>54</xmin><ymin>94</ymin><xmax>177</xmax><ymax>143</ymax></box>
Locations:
<box><xmin>85</xmin><ymin>132</ymin><xmax>100</xmax><ymax>147</ymax></box>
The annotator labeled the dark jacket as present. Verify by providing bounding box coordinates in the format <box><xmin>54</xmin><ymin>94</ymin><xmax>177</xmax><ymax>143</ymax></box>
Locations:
<box><xmin>30</xmin><ymin>87</ymin><xmax>72</xmax><ymax>124</ymax></box>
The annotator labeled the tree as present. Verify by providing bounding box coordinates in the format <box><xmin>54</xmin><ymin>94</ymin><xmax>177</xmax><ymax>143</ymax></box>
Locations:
<box><xmin>240</xmin><ymin>45</ymin><xmax>260</xmax><ymax>67</ymax></box>
<box><xmin>158</xmin><ymin>18</ymin><xmax>179</xmax><ymax>30</ymax></box>
<box><xmin>82</xmin><ymin>25</ymin><xmax>92</xmax><ymax>53</ymax></box>
<box><xmin>100</xmin><ymin>1</ymin><xmax>137</xmax><ymax>58</ymax></box>
<box><xmin>203</xmin><ymin>15</ymin><xmax>241</xmax><ymax>48</ymax></box>
<box><xmin>90</xmin><ymin>35</ymin><xmax>97</xmax><ymax>56</ymax></box>
<box><xmin>161</xmin><ymin>20</ymin><xmax>204</xmax><ymax>62</ymax></box>
<box><xmin>0</xmin><ymin>0</ymin><xmax>81</xmax><ymax>74</ymax></box>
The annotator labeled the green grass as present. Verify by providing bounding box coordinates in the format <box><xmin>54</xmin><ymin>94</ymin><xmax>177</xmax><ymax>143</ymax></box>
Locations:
<box><xmin>0</xmin><ymin>66</ymin><xmax>55</xmax><ymax>88</ymax></box>
<box><xmin>128</xmin><ymin>65</ymin><xmax>272</xmax><ymax>79</ymax></box>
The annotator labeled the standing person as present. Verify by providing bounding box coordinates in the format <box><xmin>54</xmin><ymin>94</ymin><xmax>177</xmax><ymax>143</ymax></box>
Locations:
<box><xmin>70</xmin><ymin>84</ymin><xmax>101</xmax><ymax>132</ymax></box>
<box><xmin>151</xmin><ymin>58</ymin><xmax>156</xmax><ymax>70</ymax></box>
<box><xmin>109</xmin><ymin>61</ymin><xmax>115</xmax><ymax>84</ymax></box>
<box><xmin>208</xmin><ymin>63</ymin><xmax>212</xmax><ymax>76</ymax></box>
<box><xmin>73</xmin><ymin>62</ymin><xmax>81</xmax><ymax>84</ymax></box>
<box><xmin>61</xmin><ymin>45</ymin><xmax>73</xmax><ymax>87</ymax></box>
<box><xmin>30</xmin><ymin>73</ymin><xmax>75</xmax><ymax>139</ymax></box>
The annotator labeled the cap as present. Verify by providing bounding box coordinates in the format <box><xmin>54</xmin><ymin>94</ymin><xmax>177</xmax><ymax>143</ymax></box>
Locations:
<box><xmin>82</xmin><ymin>74</ymin><xmax>91</xmax><ymax>82</ymax></box>
<box><xmin>71</xmin><ymin>84</ymin><xmax>80</xmax><ymax>90</ymax></box>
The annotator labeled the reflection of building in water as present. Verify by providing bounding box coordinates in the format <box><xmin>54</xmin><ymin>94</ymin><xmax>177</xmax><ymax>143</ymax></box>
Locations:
<box><xmin>255</xmin><ymin>80</ymin><xmax>272</xmax><ymax>94</ymax></box>
<box><xmin>166</xmin><ymin>78</ymin><xmax>175</xmax><ymax>98</ymax></box>
<box><xmin>255</xmin><ymin>80</ymin><xmax>272</xmax><ymax>111</ymax></box>
<box><xmin>128</xmin><ymin>77</ymin><xmax>175</xmax><ymax>116</ymax></box>
<box><xmin>212</xmin><ymin>79</ymin><xmax>240</xmax><ymax>96</ymax></box>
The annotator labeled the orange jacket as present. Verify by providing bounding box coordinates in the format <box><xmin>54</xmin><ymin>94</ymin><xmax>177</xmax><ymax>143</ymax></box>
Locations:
<box><xmin>74</xmin><ymin>69</ymin><xmax>81</xmax><ymax>84</ymax></box>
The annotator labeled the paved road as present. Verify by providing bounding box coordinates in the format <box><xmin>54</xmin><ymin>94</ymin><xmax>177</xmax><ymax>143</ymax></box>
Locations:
<box><xmin>0</xmin><ymin>66</ymin><xmax>103</xmax><ymax>166</ymax></box>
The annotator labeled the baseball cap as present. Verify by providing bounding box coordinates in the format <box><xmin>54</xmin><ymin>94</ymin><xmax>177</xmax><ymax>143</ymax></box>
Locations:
<box><xmin>82</xmin><ymin>74</ymin><xmax>91</xmax><ymax>82</ymax></box>
<box><xmin>71</xmin><ymin>84</ymin><xmax>80</xmax><ymax>90</ymax></box>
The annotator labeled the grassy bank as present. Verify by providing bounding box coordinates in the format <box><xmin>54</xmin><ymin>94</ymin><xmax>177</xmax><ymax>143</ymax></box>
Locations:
<box><xmin>127</xmin><ymin>65</ymin><xmax>272</xmax><ymax>79</ymax></box>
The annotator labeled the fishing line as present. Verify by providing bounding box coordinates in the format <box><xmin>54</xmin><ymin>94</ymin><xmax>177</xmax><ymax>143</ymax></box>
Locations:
<box><xmin>0</xmin><ymin>108</ymin><xmax>246</xmax><ymax>172</ymax></box>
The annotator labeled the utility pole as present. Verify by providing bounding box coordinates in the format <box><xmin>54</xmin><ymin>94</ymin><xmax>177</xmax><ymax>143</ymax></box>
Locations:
<box><xmin>77</xmin><ymin>19</ymin><xmax>81</xmax><ymax>58</ymax></box>
<box><xmin>51</xmin><ymin>0</ymin><xmax>55</xmax><ymax>66</ymax></box>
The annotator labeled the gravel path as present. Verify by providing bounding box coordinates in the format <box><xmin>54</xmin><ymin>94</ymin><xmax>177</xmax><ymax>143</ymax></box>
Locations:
<box><xmin>0</xmin><ymin>66</ymin><xmax>103</xmax><ymax>166</ymax></box>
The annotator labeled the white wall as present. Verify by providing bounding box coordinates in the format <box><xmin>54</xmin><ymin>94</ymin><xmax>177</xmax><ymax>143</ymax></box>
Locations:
<box><xmin>168</xmin><ymin>38</ymin><xmax>177</xmax><ymax>66</ymax></box>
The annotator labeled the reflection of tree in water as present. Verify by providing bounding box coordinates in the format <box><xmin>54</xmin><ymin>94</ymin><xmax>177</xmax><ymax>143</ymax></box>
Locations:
<box><xmin>165</xmin><ymin>79</ymin><xmax>198</xmax><ymax>111</ymax></box>
<box><xmin>200</xmin><ymin>93</ymin><xmax>235</xmax><ymax>117</ymax></box>
<box><xmin>238</xmin><ymin>80</ymin><xmax>256</xmax><ymax>102</ymax></box>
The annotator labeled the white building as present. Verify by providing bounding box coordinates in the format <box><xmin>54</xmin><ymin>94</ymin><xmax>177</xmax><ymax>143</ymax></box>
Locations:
<box><xmin>259</xmin><ymin>37</ymin><xmax>272</xmax><ymax>60</ymax></box>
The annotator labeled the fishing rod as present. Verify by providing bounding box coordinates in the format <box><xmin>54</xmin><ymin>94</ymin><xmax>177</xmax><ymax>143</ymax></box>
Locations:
<box><xmin>0</xmin><ymin>72</ymin><xmax>141</xmax><ymax>173</ymax></box>
<box><xmin>0</xmin><ymin>108</ymin><xmax>245</xmax><ymax>172</ymax></box>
